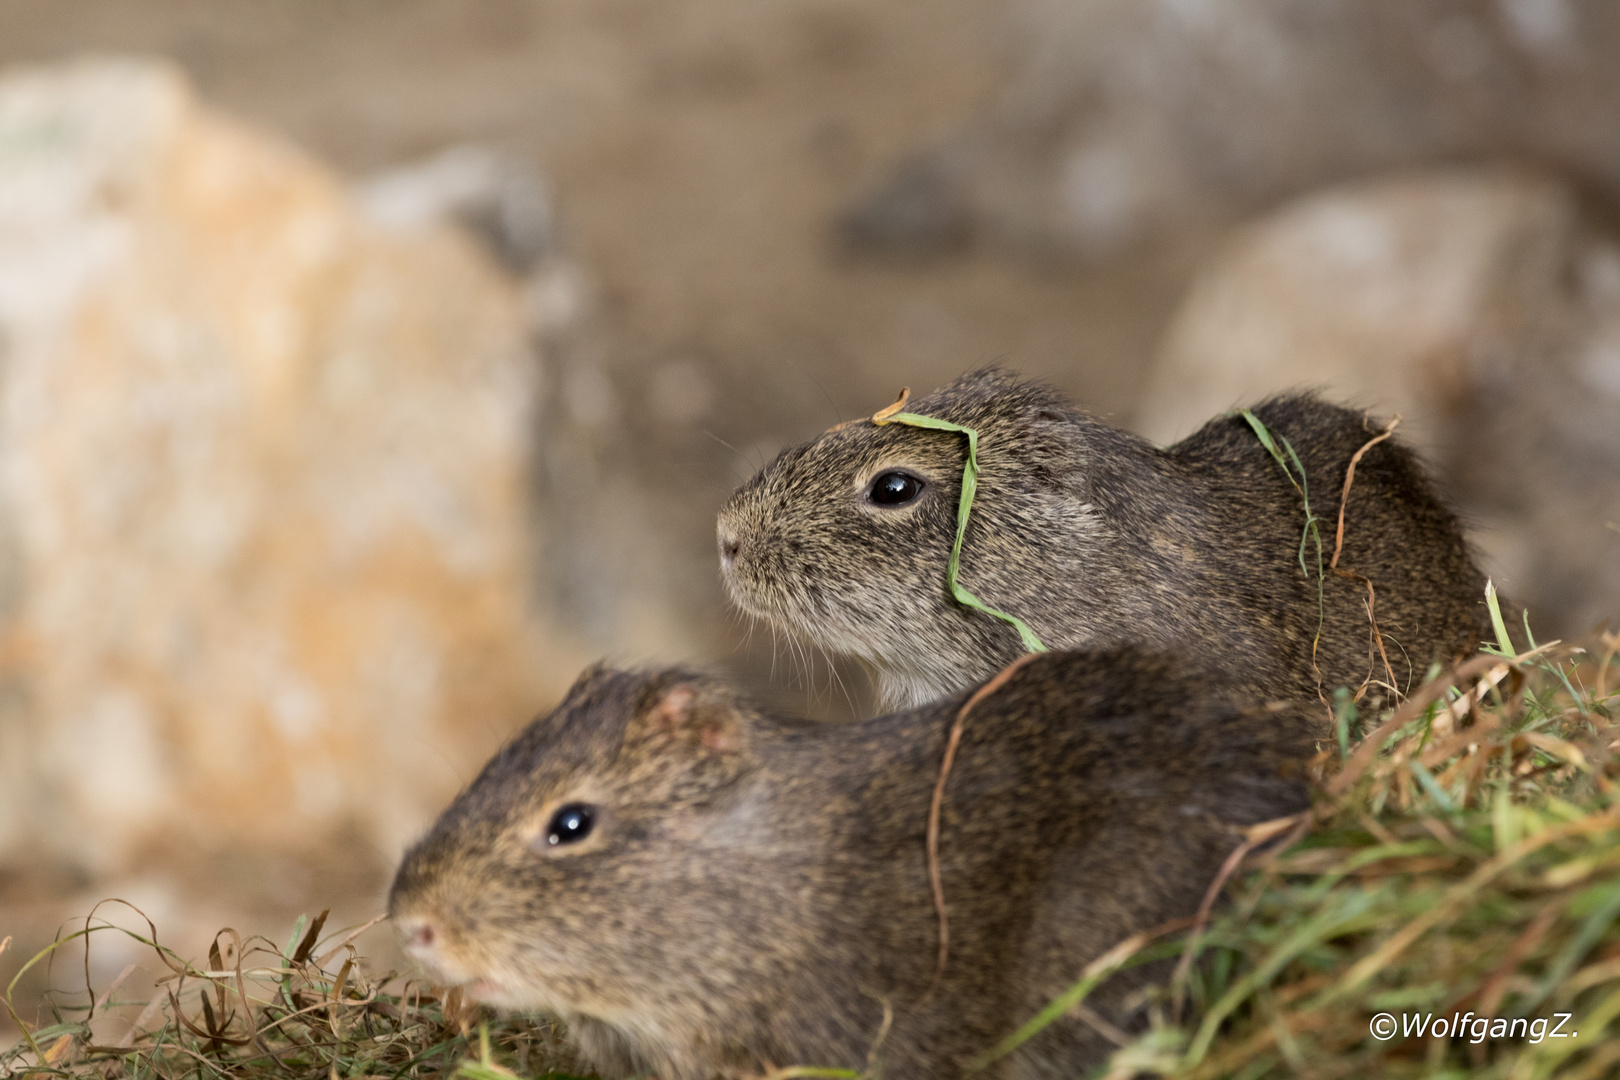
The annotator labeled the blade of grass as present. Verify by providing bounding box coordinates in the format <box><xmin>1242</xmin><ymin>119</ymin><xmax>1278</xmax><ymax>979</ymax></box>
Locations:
<box><xmin>874</xmin><ymin>408</ymin><xmax>1047</xmax><ymax>653</ymax></box>
<box><xmin>973</xmin><ymin>917</ymin><xmax>1194</xmax><ymax>1071</ymax></box>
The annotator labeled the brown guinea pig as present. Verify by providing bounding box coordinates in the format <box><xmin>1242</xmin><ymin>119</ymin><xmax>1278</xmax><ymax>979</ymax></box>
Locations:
<box><xmin>389</xmin><ymin>648</ymin><xmax>1311</xmax><ymax>1079</ymax></box>
<box><xmin>718</xmin><ymin>368</ymin><xmax>1498</xmax><ymax>717</ymax></box>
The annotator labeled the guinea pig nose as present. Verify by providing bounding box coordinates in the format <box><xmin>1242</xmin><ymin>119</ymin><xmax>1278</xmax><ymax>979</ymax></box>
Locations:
<box><xmin>718</xmin><ymin>529</ymin><xmax>742</xmax><ymax>568</ymax></box>
<box><xmin>398</xmin><ymin>916</ymin><xmax>438</xmax><ymax>954</ymax></box>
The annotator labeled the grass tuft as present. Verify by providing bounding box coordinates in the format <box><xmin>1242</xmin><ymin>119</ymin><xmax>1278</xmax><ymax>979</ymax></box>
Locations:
<box><xmin>0</xmin><ymin>910</ymin><xmax>588</xmax><ymax>1080</ymax></box>
<box><xmin>1083</xmin><ymin>632</ymin><xmax>1620</xmax><ymax>1079</ymax></box>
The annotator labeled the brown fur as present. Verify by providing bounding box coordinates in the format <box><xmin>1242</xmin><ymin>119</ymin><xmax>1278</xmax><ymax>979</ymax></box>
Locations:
<box><xmin>390</xmin><ymin>649</ymin><xmax>1312</xmax><ymax>1079</ymax></box>
<box><xmin>718</xmin><ymin>369</ymin><xmax>1498</xmax><ymax>716</ymax></box>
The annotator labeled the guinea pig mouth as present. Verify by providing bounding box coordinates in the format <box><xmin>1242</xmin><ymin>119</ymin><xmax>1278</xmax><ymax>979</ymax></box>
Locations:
<box><xmin>462</xmin><ymin>974</ymin><xmax>580</xmax><ymax>1017</ymax></box>
<box><xmin>719</xmin><ymin>567</ymin><xmax>761</xmax><ymax>613</ymax></box>
<box><xmin>716</xmin><ymin>553</ymin><xmax>772</xmax><ymax>617</ymax></box>
<box><xmin>463</xmin><ymin>976</ymin><xmax>509</xmax><ymax>1004</ymax></box>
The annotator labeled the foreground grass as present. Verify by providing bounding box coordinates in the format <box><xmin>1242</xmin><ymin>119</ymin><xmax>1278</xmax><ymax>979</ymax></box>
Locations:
<box><xmin>1</xmin><ymin>907</ymin><xmax>589</xmax><ymax>1080</ymax></box>
<box><xmin>1081</xmin><ymin>635</ymin><xmax>1620</xmax><ymax>1080</ymax></box>
<box><xmin>4</xmin><ymin>634</ymin><xmax>1617</xmax><ymax>1080</ymax></box>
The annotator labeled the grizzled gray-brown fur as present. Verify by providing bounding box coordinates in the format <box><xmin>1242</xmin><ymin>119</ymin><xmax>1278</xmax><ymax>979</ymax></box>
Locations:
<box><xmin>718</xmin><ymin>369</ymin><xmax>1497</xmax><ymax>716</ymax></box>
<box><xmin>390</xmin><ymin>649</ymin><xmax>1312</xmax><ymax>1079</ymax></box>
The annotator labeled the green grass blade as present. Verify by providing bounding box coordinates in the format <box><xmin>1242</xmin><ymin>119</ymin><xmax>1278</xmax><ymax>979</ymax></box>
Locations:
<box><xmin>1485</xmin><ymin>579</ymin><xmax>1516</xmax><ymax>656</ymax></box>
<box><xmin>877</xmin><ymin>411</ymin><xmax>1047</xmax><ymax>653</ymax></box>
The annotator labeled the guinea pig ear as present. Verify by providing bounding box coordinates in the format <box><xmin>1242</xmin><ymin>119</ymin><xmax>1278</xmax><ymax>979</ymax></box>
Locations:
<box><xmin>1008</xmin><ymin>396</ymin><xmax>1086</xmax><ymax>482</ymax></box>
<box><xmin>631</xmin><ymin>682</ymin><xmax>747</xmax><ymax>756</ymax></box>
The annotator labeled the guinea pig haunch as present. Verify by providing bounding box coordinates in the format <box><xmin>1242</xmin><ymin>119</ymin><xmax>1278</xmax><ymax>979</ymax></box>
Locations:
<box><xmin>718</xmin><ymin>368</ymin><xmax>1500</xmax><ymax>716</ymax></box>
<box><xmin>389</xmin><ymin>649</ymin><xmax>1312</xmax><ymax>1080</ymax></box>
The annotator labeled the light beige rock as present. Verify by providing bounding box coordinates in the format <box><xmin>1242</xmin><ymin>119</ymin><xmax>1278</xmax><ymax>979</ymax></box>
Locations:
<box><xmin>1140</xmin><ymin>168</ymin><xmax>1572</xmax><ymax>452</ymax></box>
<box><xmin>1138</xmin><ymin>167</ymin><xmax>1620</xmax><ymax>637</ymax></box>
<box><xmin>0</xmin><ymin>58</ymin><xmax>583</xmax><ymax>874</ymax></box>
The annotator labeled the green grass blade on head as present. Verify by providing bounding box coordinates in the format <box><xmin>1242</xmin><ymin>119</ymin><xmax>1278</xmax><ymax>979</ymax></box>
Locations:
<box><xmin>873</xmin><ymin>409</ymin><xmax>1047</xmax><ymax>653</ymax></box>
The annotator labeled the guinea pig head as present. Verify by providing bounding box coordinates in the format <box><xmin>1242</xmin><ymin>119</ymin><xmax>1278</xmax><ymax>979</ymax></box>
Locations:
<box><xmin>388</xmin><ymin>665</ymin><xmax>783</xmax><ymax>1061</ymax></box>
<box><xmin>717</xmin><ymin>369</ymin><xmax>1097</xmax><ymax>708</ymax></box>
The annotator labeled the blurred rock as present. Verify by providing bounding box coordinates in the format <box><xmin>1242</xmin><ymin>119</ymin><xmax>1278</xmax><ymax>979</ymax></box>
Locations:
<box><xmin>358</xmin><ymin>152</ymin><xmax>715</xmax><ymax>673</ymax></box>
<box><xmin>844</xmin><ymin>0</ymin><xmax>1620</xmax><ymax>260</ymax></box>
<box><xmin>1141</xmin><ymin>168</ymin><xmax>1564</xmax><ymax>454</ymax></box>
<box><xmin>1138</xmin><ymin>167</ymin><xmax>1620</xmax><ymax>638</ymax></box>
<box><xmin>356</xmin><ymin>144</ymin><xmax>558</xmax><ymax>275</ymax></box>
<box><xmin>0</xmin><ymin>58</ymin><xmax>585</xmax><ymax>878</ymax></box>
<box><xmin>353</xmin><ymin>147</ymin><xmax>655</xmax><ymax>664</ymax></box>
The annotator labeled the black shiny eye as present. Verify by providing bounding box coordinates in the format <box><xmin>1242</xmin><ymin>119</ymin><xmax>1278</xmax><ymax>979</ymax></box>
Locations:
<box><xmin>545</xmin><ymin>803</ymin><xmax>595</xmax><ymax>847</ymax></box>
<box><xmin>867</xmin><ymin>470</ymin><xmax>925</xmax><ymax>507</ymax></box>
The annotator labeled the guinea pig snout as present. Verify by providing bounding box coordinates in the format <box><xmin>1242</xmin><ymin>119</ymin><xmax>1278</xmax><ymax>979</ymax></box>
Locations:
<box><xmin>398</xmin><ymin>919</ymin><xmax>437</xmax><ymax>952</ymax></box>
<box><xmin>717</xmin><ymin>523</ymin><xmax>742</xmax><ymax>571</ymax></box>
<box><xmin>394</xmin><ymin>912</ymin><xmax>475</xmax><ymax>988</ymax></box>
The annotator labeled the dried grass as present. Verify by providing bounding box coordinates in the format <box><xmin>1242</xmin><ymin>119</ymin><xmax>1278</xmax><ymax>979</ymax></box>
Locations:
<box><xmin>1084</xmin><ymin>630</ymin><xmax>1620</xmax><ymax>1080</ymax></box>
<box><xmin>0</xmin><ymin>909</ymin><xmax>586</xmax><ymax>1080</ymax></box>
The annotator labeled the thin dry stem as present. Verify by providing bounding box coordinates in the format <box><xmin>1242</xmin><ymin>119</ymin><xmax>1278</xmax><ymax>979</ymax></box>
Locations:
<box><xmin>1169</xmin><ymin>814</ymin><xmax>1306</xmax><ymax>1022</ymax></box>
<box><xmin>926</xmin><ymin>651</ymin><xmax>1042</xmax><ymax>982</ymax></box>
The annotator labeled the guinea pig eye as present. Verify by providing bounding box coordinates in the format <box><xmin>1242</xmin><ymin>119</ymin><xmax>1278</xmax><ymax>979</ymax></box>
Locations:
<box><xmin>544</xmin><ymin>803</ymin><xmax>596</xmax><ymax>847</ymax></box>
<box><xmin>867</xmin><ymin>470</ymin><xmax>925</xmax><ymax>507</ymax></box>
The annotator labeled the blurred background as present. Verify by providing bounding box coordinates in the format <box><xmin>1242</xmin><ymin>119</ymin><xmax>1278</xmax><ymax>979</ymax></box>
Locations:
<box><xmin>1</xmin><ymin>0</ymin><xmax>1618</xmax><ymax>1045</ymax></box>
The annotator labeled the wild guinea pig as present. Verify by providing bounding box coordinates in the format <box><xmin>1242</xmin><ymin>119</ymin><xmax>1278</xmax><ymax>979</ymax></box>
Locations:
<box><xmin>717</xmin><ymin>368</ymin><xmax>1499</xmax><ymax>716</ymax></box>
<box><xmin>390</xmin><ymin>648</ymin><xmax>1312</xmax><ymax>1080</ymax></box>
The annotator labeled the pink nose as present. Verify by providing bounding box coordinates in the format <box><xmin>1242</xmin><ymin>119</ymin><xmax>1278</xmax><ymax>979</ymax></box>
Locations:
<box><xmin>397</xmin><ymin>916</ymin><xmax>438</xmax><ymax>955</ymax></box>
